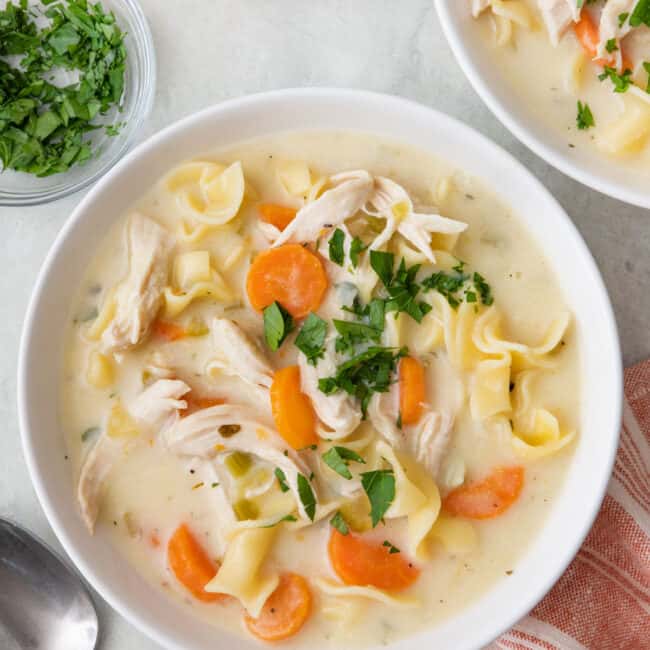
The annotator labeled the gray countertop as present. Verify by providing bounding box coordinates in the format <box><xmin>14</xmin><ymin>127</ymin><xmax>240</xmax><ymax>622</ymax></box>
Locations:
<box><xmin>0</xmin><ymin>1</ymin><xmax>647</xmax><ymax>648</ymax></box>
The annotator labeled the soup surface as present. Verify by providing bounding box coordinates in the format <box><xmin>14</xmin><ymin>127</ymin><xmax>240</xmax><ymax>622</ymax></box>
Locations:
<box><xmin>61</xmin><ymin>131</ymin><xmax>579</xmax><ymax>647</ymax></box>
<box><xmin>472</xmin><ymin>0</ymin><xmax>650</xmax><ymax>172</ymax></box>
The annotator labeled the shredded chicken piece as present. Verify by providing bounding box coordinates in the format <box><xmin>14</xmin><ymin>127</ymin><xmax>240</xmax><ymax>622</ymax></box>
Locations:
<box><xmin>406</xmin><ymin>411</ymin><xmax>454</xmax><ymax>478</ymax></box>
<box><xmin>166</xmin><ymin>404</ymin><xmax>317</xmax><ymax>519</ymax></box>
<box><xmin>298</xmin><ymin>339</ymin><xmax>361</xmax><ymax>439</ymax></box>
<box><xmin>102</xmin><ymin>213</ymin><xmax>174</xmax><ymax>352</ymax></box>
<box><xmin>77</xmin><ymin>378</ymin><xmax>189</xmax><ymax>533</ymax></box>
<box><xmin>129</xmin><ymin>378</ymin><xmax>190</xmax><ymax>429</ymax></box>
<box><xmin>77</xmin><ymin>434</ymin><xmax>120</xmax><ymax>533</ymax></box>
<box><xmin>207</xmin><ymin>318</ymin><xmax>273</xmax><ymax>389</ymax></box>
<box><xmin>537</xmin><ymin>0</ymin><xmax>579</xmax><ymax>46</ymax></box>
<box><xmin>597</xmin><ymin>0</ymin><xmax>637</xmax><ymax>62</ymax></box>
<box><xmin>368</xmin><ymin>384</ymin><xmax>454</xmax><ymax>480</ymax></box>
<box><xmin>272</xmin><ymin>170</ymin><xmax>374</xmax><ymax>246</ymax></box>
<box><xmin>365</xmin><ymin>177</ymin><xmax>467</xmax><ymax>264</ymax></box>
<box><xmin>367</xmin><ymin>387</ymin><xmax>402</xmax><ymax>448</ymax></box>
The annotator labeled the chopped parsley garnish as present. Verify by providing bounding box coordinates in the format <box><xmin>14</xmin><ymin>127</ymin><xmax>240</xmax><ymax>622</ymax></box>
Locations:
<box><xmin>263</xmin><ymin>301</ymin><xmax>293</xmax><ymax>351</ymax></box>
<box><xmin>605</xmin><ymin>39</ymin><xmax>618</xmax><ymax>53</ymax></box>
<box><xmin>335</xmin><ymin>294</ymin><xmax>388</xmax><ymax>353</ymax></box>
<box><xmin>330</xmin><ymin>511</ymin><xmax>349</xmax><ymax>535</ymax></box>
<box><xmin>370</xmin><ymin>251</ymin><xmax>432</xmax><ymax>323</ymax></box>
<box><xmin>422</xmin><ymin>262</ymin><xmax>494</xmax><ymax>308</ymax></box>
<box><xmin>598</xmin><ymin>66</ymin><xmax>633</xmax><ymax>93</ymax></box>
<box><xmin>630</xmin><ymin>0</ymin><xmax>650</xmax><ymax>28</ymax></box>
<box><xmin>321</xmin><ymin>446</ymin><xmax>366</xmax><ymax>479</ymax></box>
<box><xmin>297</xmin><ymin>473</ymin><xmax>316</xmax><ymax>521</ymax></box>
<box><xmin>294</xmin><ymin>312</ymin><xmax>327</xmax><ymax>365</ymax></box>
<box><xmin>333</xmin><ymin>318</ymin><xmax>382</xmax><ymax>352</ymax></box>
<box><xmin>382</xmin><ymin>540</ymin><xmax>400</xmax><ymax>554</ymax></box>
<box><xmin>576</xmin><ymin>101</ymin><xmax>595</xmax><ymax>130</ymax></box>
<box><xmin>644</xmin><ymin>62</ymin><xmax>650</xmax><ymax>93</ymax></box>
<box><xmin>618</xmin><ymin>12</ymin><xmax>630</xmax><ymax>27</ymax></box>
<box><xmin>318</xmin><ymin>346</ymin><xmax>406</xmax><ymax>417</ymax></box>
<box><xmin>360</xmin><ymin>469</ymin><xmax>396</xmax><ymax>527</ymax></box>
<box><xmin>328</xmin><ymin>228</ymin><xmax>345</xmax><ymax>266</ymax></box>
<box><xmin>473</xmin><ymin>272</ymin><xmax>494</xmax><ymax>306</ymax></box>
<box><xmin>274</xmin><ymin>467</ymin><xmax>290</xmax><ymax>492</ymax></box>
<box><xmin>350</xmin><ymin>236</ymin><xmax>367</xmax><ymax>268</ymax></box>
<box><xmin>0</xmin><ymin>0</ymin><xmax>127</xmax><ymax>177</ymax></box>
<box><xmin>421</xmin><ymin>267</ymin><xmax>467</xmax><ymax>308</ymax></box>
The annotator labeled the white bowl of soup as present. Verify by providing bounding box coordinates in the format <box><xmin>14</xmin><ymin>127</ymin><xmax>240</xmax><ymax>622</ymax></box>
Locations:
<box><xmin>435</xmin><ymin>1</ymin><xmax>650</xmax><ymax>209</ymax></box>
<box><xmin>18</xmin><ymin>89</ymin><xmax>621</xmax><ymax>650</ymax></box>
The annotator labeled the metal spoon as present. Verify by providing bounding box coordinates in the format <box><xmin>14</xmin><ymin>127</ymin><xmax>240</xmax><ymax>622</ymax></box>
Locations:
<box><xmin>0</xmin><ymin>518</ymin><xmax>98</xmax><ymax>650</ymax></box>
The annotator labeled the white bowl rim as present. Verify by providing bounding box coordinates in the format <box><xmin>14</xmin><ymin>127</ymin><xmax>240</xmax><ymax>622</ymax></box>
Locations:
<box><xmin>18</xmin><ymin>87</ymin><xmax>622</xmax><ymax>650</ymax></box>
<box><xmin>433</xmin><ymin>0</ymin><xmax>650</xmax><ymax>210</ymax></box>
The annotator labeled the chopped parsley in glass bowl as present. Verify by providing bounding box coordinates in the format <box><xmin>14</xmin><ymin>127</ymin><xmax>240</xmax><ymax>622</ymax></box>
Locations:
<box><xmin>0</xmin><ymin>0</ymin><xmax>155</xmax><ymax>206</ymax></box>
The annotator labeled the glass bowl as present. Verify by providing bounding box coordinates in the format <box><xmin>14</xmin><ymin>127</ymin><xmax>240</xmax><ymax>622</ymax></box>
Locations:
<box><xmin>0</xmin><ymin>0</ymin><xmax>156</xmax><ymax>206</ymax></box>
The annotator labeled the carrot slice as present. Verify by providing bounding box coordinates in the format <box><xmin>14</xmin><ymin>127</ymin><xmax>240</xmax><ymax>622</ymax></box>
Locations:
<box><xmin>443</xmin><ymin>466</ymin><xmax>524</xmax><ymax>520</ymax></box>
<box><xmin>246</xmin><ymin>244</ymin><xmax>328</xmax><ymax>319</ymax></box>
<box><xmin>270</xmin><ymin>366</ymin><xmax>319</xmax><ymax>449</ymax></box>
<box><xmin>152</xmin><ymin>320</ymin><xmax>186</xmax><ymax>341</ymax></box>
<box><xmin>258</xmin><ymin>203</ymin><xmax>298</xmax><ymax>231</ymax></box>
<box><xmin>328</xmin><ymin>529</ymin><xmax>420</xmax><ymax>592</ymax></box>
<box><xmin>184</xmin><ymin>393</ymin><xmax>225</xmax><ymax>415</ymax></box>
<box><xmin>573</xmin><ymin>11</ymin><xmax>628</xmax><ymax>68</ymax></box>
<box><xmin>167</xmin><ymin>524</ymin><xmax>227</xmax><ymax>603</ymax></box>
<box><xmin>399</xmin><ymin>356</ymin><xmax>426</xmax><ymax>426</ymax></box>
<box><xmin>244</xmin><ymin>573</ymin><xmax>312</xmax><ymax>641</ymax></box>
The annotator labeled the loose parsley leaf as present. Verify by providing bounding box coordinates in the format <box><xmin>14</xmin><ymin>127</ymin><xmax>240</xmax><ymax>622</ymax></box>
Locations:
<box><xmin>605</xmin><ymin>38</ymin><xmax>618</xmax><ymax>53</ymax></box>
<box><xmin>618</xmin><ymin>12</ymin><xmax>629</xmax><ymax>28</ymax></box>
<box><xmin>630</xmin><ymin>0</ymin><xmax>650</xmax><ymax>28</ymax></box>
<box><xmin>275</xmin><ymin>467</ymin><xmax>290</xmax><ymax>492</ymax></box>
<box><xmin>321</xmin><ymin>446</ymin><xmax>366</xmax><ymax>479</ymax></box>
<box><xmin>368</xmin><ymin>298</ymin><xmax>385</xmax><ymax>331</ymax></box>
<box><xmin>382</xmin><ymin>540</ymin><xmax>400</xmax><ymax>554</ymax></box>
<box><xmin>297</xmin><ymin>473</ymin><xmax>316</xmax><ymax>521</ymax></box>
<box><xmin>644</xmin><ymin>62</ymin><xmax>650</xmax><ymax>93</ymax></box>
<box><xmin>370</xmin><ymin>253</ymin><xmax>431</xmax><ymax>323</ymax></box>
<box><xmin>421</xmin><ymin>268</ymin><xmax>468</xmax><ymax>308</ymax></box>
<box><xmin>263</xmin><ymin>301</ymin><xmax>293</xmax><ymax>351</ymax></box>
<box><xmin>350</xmin><ymin>236</ymin><xmax>368</xmax><ymax>268</ymax></box>
<box><xmin>295</xmin><ymin>312</ymin><xmax>327</xmax><ymax>365</ymax></box>
<box><xmin>473</xmin><ymin>272</ymin><xmax>494</xmax><ymax>306</ymax></box>
<box><xmin>329</xmin><ymin>228</ymin><xmax>345</xmax><ymax>266</ymax></box>
<box><xmin>598</xmin><ymin>66</ymin><xmax>633</xmax><ymax>93</ymax></box>
<box><xmin>577</xmin><ymin>100</ymin><xmax>595</xmax><ymax>130</ymax></box>
<box><xmin>370</xmin><ymin>250</ymin><xmax>394</xmax><ymax>287</ymax></box>
<box><xmin>330</xmin><ymin>511</ymin><xmax>349</xmax><ymax>535</ymax></box>
<box><xmin>361</xmin><ymin>469</ymin><xmax>396</xmax><ymax>527</ymax></box>
<box><xmin>333</xmin><ymin>318</ymin><xmax>382</xmax><ymax>352</ymax></box>
<box><xmin>383</xmin><ymin>258</ymin><xmax>428</xmax><ymax>323</ymax></box>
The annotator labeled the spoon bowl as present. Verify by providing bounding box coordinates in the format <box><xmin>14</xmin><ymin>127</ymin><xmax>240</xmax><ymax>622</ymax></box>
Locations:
<box><xmin>0</xmin><ymin>518</ymin><xmax>98</xmax><ymax>650</ymax></box>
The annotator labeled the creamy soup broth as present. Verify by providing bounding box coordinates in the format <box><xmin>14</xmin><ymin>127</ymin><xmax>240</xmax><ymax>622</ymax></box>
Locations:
<box><xmin>61</xmin><ymin>131</ymin><xmax>579</xmax><ymax>647</ymax></box>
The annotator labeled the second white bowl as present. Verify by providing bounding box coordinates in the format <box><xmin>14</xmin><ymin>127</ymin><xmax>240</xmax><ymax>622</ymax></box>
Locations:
<box><xmin>434</xmin><ymin>0</ymin><xmax>650</xmax><ymax>209</ymax></box>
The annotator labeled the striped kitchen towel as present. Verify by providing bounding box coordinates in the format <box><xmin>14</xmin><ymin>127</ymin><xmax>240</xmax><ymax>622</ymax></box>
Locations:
<box><xmin>492</xmin><ymin>359</ymin><xmax>650</xmax><ymax>650</ymax></box>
